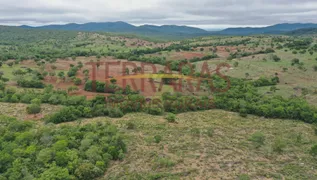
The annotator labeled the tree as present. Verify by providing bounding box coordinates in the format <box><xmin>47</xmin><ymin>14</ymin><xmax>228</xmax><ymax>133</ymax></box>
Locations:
<box><xmin>77</xmin><ymin>62</ymin><xmax>83</xmax><ymax>69</ymax></box>
<box><xmin>74</xmin><ymin>163</ymin><xmax>103</xmax><ymax>180</ymax></box>
<box><xmin>83</xmin><ymin>69</ymin><xmax>89</xmax><ymax>75</ymax></box>
<box><xmin>73</xmin><ymin>78</ymin><xmax>82</xmax><ymax>85</ymax></box>
<box><xmin>40</xmin><ymin>164</ymin><xmax>73</xmax><ymax>180</ymax></box>
<box><xmin>51</xmin><ymin>65</ymin><xmax>57</xmax><ymax>70</ymax></box>
<box><xmin>269</xmin><ymin>54</ymin><xmax>281</xmax><ymax>62</ymax></box>
<box><xmin>291</xmin><ymin>58</ymin><xmax>300</xmax><ymax>66</ymax></box>
<box><xmin>110</xmin><ymin>78</ymin><xmax>117</xmax><ymax>84</ymax></box>
<box><xmin>58</xmin><ymin>71</ymin><xmax>65</xmax><ymax>81</ymax></box>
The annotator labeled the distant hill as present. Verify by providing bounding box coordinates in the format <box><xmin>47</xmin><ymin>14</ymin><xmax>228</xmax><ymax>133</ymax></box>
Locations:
<box><xmin>218</xmin><ymin>23</ymin><xmax>317</xmax><ymax>35</ymax></box>
<box><xmin>286</xmin><ymin>28</ymin><xmax>317</xmax><ymax>36</ymax></box>
<box><xmin>20</xmin><ymin>21</ymin><xmax>209</xmax><ymax>39</ymax></box>
<box><xmin>15</xmin><ymin>22</ymin><xmax>317</xmax><ymax>37</ymax></box>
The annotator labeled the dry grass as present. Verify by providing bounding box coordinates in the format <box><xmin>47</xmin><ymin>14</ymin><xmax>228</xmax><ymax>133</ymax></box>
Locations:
<box><xmin>0</xmin><ymin>102</ymin><xmax>62</xmax><ymax>120</ymax></box>
<box><xmin>66</xmin><ymin>110</ymin><xmax>317</xmax><ymax>180</ymax></box>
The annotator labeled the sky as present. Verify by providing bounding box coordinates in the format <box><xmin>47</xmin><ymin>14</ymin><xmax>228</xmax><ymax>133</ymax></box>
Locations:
<box><xmin>0</xmin><ymin>0</ymin><xmax>317</xmax><ymax>30</ymax></box>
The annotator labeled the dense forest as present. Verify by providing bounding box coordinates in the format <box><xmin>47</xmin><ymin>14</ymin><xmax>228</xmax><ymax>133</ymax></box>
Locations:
<box><xmin>0</xmin><ymin>116</ymin><xmax>125</xmax><ymax>180</ymax></box>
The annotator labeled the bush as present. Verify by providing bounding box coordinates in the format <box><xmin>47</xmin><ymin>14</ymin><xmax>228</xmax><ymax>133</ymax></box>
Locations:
<box><xmin>154</xmin><ymin>157</ymin><xmax>175</xmax><ymax>168</ymax></box>
<box><xmin>154</xmin><ymin>135</ymin><xmax>162</xmax><ymax>143</ymax></box>
<box><xmin>17</xmin><ymin>79</ymin><xmax>44</xmax><ymax>88</ymax></box>
<box><xmin>310</xmin><ymin>144</ymin><xmax>317</xmax><ymax>156</ymax></box>
<box><xmin>271</xmin><ymin>55</ymin><xmax>281</xmax><ymax>62</ymax></box>
<box><xmin>126</xmin><ymin>122</ymin><xmax>136</xmax><ymax>130</ymax></box>
<box><xmin>46</xmin><ymin>107</ymin><xmax>81</xmax><ymax>124</ymax></box>
<box><xmin>272</xmin><ymin>138</ymin><xmax>286</xmax><ymax>153</ymax></box>
<box><xmin>165</xmin><ymin>113</ymin><xmax>176</xmax><ymax>123</ymax></box>
<box><xmin>108</xmin><ymin>108</ymin><xmax>124</xmax><ymax>118</ymax></box>
<box><xmin>249</xmin><ymin>132</ymin><xmax>265</xmax><ymax>148</ymax></box>
<box><xmin>73</xmin><ymin>78</ymin><xmax>82</xmax><ymax>85</ymax></box>
<box><xmin>239</xmin><ymin>108</ymin><xmax>248</xmax><ymax>117</ymax></box>
<box><xmin>239</xmin><ymin>174</ymin><xmax>250</xmax><ymax>180</ymax></box>
<box><xmin>26</xmin><ymin>104</ymin><xmax>41</xmax><ymax>114</ymax></box>
<box><xmin>146</xmin><ymin>106</ymin><xmax>163</xmax><ymax>115</ymax></box>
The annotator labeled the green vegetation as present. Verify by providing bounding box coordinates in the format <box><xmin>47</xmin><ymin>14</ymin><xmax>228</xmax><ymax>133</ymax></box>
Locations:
<box><xmin>0</xmin><ymin>116</ymin><xmax>125</xmax><ymax>180</ymax></box>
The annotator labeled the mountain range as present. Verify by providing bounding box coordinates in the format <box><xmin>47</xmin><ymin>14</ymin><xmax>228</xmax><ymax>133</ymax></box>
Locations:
<box><xmin>20</xmin><ymin>21</ymin><xmax>209</xmax><ymax>39</ymax></box>
<box><xmin>18</xmin><ymin>22</ymin><xmax>317</xmax><ymax>38</ymax></box>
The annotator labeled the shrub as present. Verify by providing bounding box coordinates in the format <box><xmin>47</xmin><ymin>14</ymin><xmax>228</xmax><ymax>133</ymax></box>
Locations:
<box><xmin>291</xmin><ymin>58</ymin><xmax>300</xmax><ymax>66</ymax></box>
<box><xmin>108</xmin><ymin>108</ymin><xmax>124</xmax><ymax>118</ymax></box>
<box><xmin>146</xmin><ymin>107</ymin><xmax>163</xmax><ymax>115</ymax></box>
<box><xmin>271</xmin><ymin>55</ymin><xmax>281</xmax><ymax>62</ymax></box>
<box><xmin>126</xmin><ymin>122</ymin><xmax>136</xmax><ymax>130</ymax></box>
<box><xmin>272</xmin><ymin>138</ymin><xmax>286</xmax><ymax>153</ymax></box>
<box><xmin>154</xmin><ymin>135</ymin><xmax>162</xmax><ymax>143</ymax></box>
<box><xmin>239</xmin><ymin>174</ymin><xmax>250</xmax><ymax>180</ymax></box>
<box><xmin>73</xmin><ymin>78</ymin><xmax>82</xmax><ymax>85</ymax></box>
<box><xmin>67</xmin><ymin>67</ymin><xmax>79</xmax><ymax>77</ymax></box>
<box><xmin>154</xmin><ymin>157</ymin><xmax>175</xmax><ymax>168</ymax></box>
<box><xmin>282</xmin><ymin>67</ymin><xmax>288</xmax><ymax>72</ymax></box>
<box><xmin>310</xmin><ymin>144</ymin><xmax>317</xmax><ymax>156</ymax></box>
<box><xmin>165</xmin><ymin>113</ymin><xmax>176</xmax><ymax>123</ymax></box>
<box><xmin>17</xmin><ymin>79</ymin><xmax>44</xmax><ymax>88</ymax></box>
<box><xmin>31</xmin><ymin>98</ymin><xmax>41</xmax><ymax>105</ymax></box>
<box><xmin>26</xmin><ymin>104</ymin><xmax>41</xmax><ymax>114</ymax></box>
<box><xmin>249</xmin><ymin>132</ymin><xmax>265</xmax><ymax>148</ymax></box>
<box><xmin>206</xmin><ymin>128</ymin><xmax>214</xmax><ymax>137</ymax></box>
<box><xmin>239</xmin><ymin>108</ymin><xmax>248</xmax><ymax>117</ymax></box>
<box><xmin>46</xmin><ymin>107</ymin><xmax>81</xmax><ymax>124</ymax></box>
<box><xmin>190</xmin><ymin>128</ymin><xmax>201</xmax><ymax>136</ymax></box>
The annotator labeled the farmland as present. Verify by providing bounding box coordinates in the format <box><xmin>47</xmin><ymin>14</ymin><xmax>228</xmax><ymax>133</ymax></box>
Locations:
<box><xmin>1</xmin><ymin>26</ymin><xmax>317</xmax><ymax>179</ymax></box>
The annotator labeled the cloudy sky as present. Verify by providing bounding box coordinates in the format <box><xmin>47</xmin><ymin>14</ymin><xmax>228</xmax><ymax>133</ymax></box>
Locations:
<box><xmin>0</xmin><ymin>0</ymin><xmax>317</xmax><ymax>29</ymax></box>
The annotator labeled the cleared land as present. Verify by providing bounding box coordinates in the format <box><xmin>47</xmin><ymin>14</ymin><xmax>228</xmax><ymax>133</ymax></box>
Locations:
<box><xmin>50</xmin><ymin>110</ymin><xmax>317</xmax><ymax>180</ymax></box>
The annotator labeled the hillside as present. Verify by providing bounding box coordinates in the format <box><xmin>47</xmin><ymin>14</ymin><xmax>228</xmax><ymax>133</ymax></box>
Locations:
<box><xmin>286</xmin><ymin>28</ymin><xmax>317</xmax><ymax>36</ymax></box>
<box><xmin>2</xmin><ymin>25</ymin><xmax>317</xmax><ymax>179</ymax></box>
<box><xmin>218</xmin><ymin>23</ymin><xmax>317</xmax><ymax>35</ymax></box>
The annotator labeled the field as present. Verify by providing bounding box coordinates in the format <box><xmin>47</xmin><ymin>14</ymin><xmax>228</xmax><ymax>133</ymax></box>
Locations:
<box><xmin>102</xmin><ymin>110</ymin><xmax>317</xmax><ymax>179</ymax></box>
<box><xmin>1</xmin><ymin>27</ymin><xmax>317</xmax><ymax>179</ymax></box>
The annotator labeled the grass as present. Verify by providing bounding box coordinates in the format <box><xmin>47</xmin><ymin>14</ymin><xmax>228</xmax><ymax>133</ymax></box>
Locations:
<box><xmin>0</xmin><ymin>102</ymin><xmax>62</xmax><ymax>120</ymax></box>
<box><xmin>194</xmin><ymin>45</ymin><xmax>317</xmax><ymax>105</ymax></box>
<box><xmin>57</xmin><ymin>109</ymin><xmax>317</xmax><ymax>180</ymax></box>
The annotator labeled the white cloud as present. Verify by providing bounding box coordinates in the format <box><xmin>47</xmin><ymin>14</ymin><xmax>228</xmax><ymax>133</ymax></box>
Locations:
<box><xmin>0</xmin><ymin>0</ymin><xmax>317</xmax><ymax>28</ymax></box>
